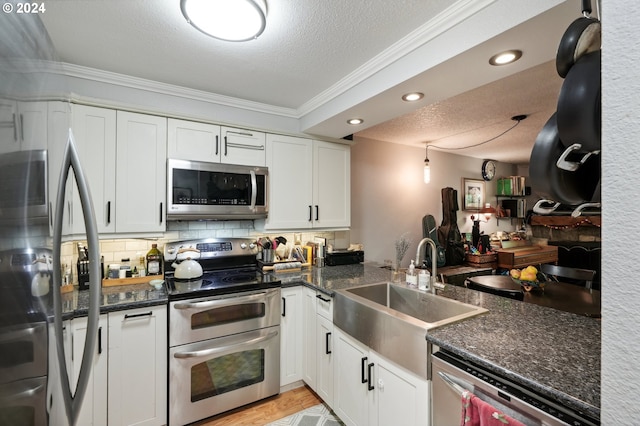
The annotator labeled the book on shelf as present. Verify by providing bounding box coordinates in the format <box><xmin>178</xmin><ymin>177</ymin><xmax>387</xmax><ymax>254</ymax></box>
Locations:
<box><xmin>497</xmin><ymin>176</ymin><xmax>526</xmax><ymax>196</ymax></box>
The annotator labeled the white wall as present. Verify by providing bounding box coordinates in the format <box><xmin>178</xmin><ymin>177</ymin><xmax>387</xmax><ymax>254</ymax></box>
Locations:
<box><xmin>350</xmin><ymin>136</ymin><xmax>517</xmax><ymax>267</ymax></box>
<box><xmin>601</xmin><ymin>1</ymin><xmax>640</xmax><ymax>423</ymax></box>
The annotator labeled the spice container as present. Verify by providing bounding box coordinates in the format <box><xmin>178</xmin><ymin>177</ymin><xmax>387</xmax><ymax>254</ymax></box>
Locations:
<box><xmin>108</xmin><ymin>264</ymin><xmax>120</xmax><ymax>279</ymax></box>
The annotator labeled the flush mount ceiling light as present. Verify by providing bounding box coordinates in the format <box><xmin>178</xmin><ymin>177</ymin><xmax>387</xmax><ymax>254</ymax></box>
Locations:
<box><xmin>347</xmin><ymin>118</ymin><xmax>364</xmax><ymax>125</ymax></box>
<box><xmin>181</xmin><ymin>0</ymin><xmax>267</xmax><ymax>42</ymax></box>
<box><xmin>402</xmin><ymin>92</ymin><xmax>424</xmax><ymax>102</ymax></box>
<box><xmin>489</xmin><ymin>49</ymin><xmax>522</xmax><ymax>66</ymax></box>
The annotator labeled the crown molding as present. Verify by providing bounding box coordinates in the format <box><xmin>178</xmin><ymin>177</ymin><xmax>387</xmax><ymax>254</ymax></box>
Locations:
<box><xmin>297</xmin><ymin>0</ymin><xmax>496</xmax><ymax>117</ymax></box>
<box><xmin>39</xmin><ymin>61</ymin><xmax>300</xmax><ymax>118</ymax></box>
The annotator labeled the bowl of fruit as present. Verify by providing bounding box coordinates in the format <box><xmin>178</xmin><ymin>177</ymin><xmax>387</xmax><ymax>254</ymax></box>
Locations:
<box><xmin>509</xmin><ymin>266</ymin><xmax>548</xmax><ymax>292</ymax></box>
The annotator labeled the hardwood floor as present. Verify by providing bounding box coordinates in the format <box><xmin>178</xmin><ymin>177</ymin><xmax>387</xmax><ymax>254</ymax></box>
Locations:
<box><xmin>193</xmin><ymin>385</ymin><xmax>323</xmax><ymax>426</ymax></box>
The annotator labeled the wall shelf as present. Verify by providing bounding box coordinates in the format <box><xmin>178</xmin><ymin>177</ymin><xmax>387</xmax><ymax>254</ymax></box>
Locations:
<box><xmin>530</xmin><ymin>215</ymin><xmax>601</xmax><ymax>228</ymax></box>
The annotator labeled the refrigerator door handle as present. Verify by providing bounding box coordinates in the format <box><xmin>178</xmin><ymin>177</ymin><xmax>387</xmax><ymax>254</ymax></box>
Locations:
<box><xmin>51</xmin><ymin>128</ymin><xmax>102</xmax><ymax>425</ymax></box>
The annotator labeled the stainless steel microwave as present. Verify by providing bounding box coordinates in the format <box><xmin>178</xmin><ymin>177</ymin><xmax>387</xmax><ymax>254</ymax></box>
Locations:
<box><xmin>0</xmin><ymin>149</ymin><xmax>48</xmax><ymax>225</ymax></box>
<box><xmin>167</xmin><ymin>159</ymin><xmax>268</xmax><ymax>220</ymax></box>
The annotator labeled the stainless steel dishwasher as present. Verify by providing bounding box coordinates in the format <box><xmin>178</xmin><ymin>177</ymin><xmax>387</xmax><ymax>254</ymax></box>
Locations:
<box><xmin>431</xmin><ymin>350</ymin><xmax>599</xmax><ymax>426</ymax></box>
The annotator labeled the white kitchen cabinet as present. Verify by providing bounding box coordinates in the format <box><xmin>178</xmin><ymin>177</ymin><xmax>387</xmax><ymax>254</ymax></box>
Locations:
<box><xmin>280</xmin><ymin>286</ymin><xmax>304</xmax><ymax>388</ymax></box>
<box><xmin>302</xmin><ymin>286</ymin><xmax>334</xmax><ymax>407</ymax></box>
<box><xmin>316</xmin><ymin>314</ymin><xmax>334</xmax><ymax>406</ymax></box>
<box><xmin>333</xmin><ymin>327</ymin><xmax>429</xmax><ymax>426</ymax></box>
<box><xmin>302</xmin><ymin>286</ymin><xmax>317</xmax><ymax>389</ymax></box>
<box><xmin>67</xmin><ymin>314</ymin><xmax>109</xmax><ymax>426</ymax></box>
<box><xmin>107</xmin><ymin>305</ymin><xmax>167</xmax><ymax>426</ymax></box>
<box><xmin>220</xmin><ymin>126</ymin><xmax>266</xmax><ymax>166</ymax></box>
<box><xmin>334</xmin><ymin>327</ymin><xmax>369</xmax><ymax>426</ymax></box>
<box><xmin>69</xmin><ymin>104</ymin><xmax>117</xmax><ymax>234</ymax></box>
<box><xmin>263</xmin><ymin>135</ymin><xmax>350</xmax><ymax>230</ymax></box>
<box><xmin>115</xmin><ymin>111</ymin><xmax>167</xmax><ymax>233</ymax></box>
<box><xmin>264</xmin><ymin>134</ymin><xmax>314</xmax><ymax>229</ymax></box>
<box><xmin>0</xmin><ymin>99</ymin><xmax>47</xmax><ymax>154</ymax></box>
<box><xmin>168</xmin><ymin>118</ymin><xmax>221</xmax><ymax>163</ymax></box>
<box><xmin>312</xmin><ymin>140</ymin><xmax>350</xmax><ymax>228</ymax></box>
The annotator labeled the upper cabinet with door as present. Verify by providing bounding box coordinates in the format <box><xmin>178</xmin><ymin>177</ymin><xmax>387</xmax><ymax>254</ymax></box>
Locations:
<box><xmin>167</xmin><ymin>119</ymin><xmax>265</xmax><ymax>166</ymax></box>
<box><xmin>48</xmin><ymin>104</ymin><xmax>166</xmax><ymax>235</ymax></box>
<box><xmin>0</xmin><ymin>99</ymin><xmax>47</xmax><ymax>154</ymax></box>
<box><xmin>116</xmin><ymin>111</ymin><xmax>167</xmax><ymax>233</ymax></box>
<box><xmin>263</xmin><ymin>135</ymin><xmax>350</xmax><ymax>230</ymax></box>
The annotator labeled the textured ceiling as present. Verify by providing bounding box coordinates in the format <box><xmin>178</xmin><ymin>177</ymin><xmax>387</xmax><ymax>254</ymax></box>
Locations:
<box><xmin>40</xmin><ymin>0</ymin><xmax>451</xmax><ymax>109</ymax></box>
<box><xmin>38</xmin><ymin>0</ymin><xmax>583</xmax><ymax>164</ymax></box>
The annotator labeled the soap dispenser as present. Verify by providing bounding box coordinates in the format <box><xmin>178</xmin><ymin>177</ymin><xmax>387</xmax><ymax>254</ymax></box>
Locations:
<box><xmin>406</xmin><ymin>260</ymin><xmax>417</xmax><ymax>286</ymax></box>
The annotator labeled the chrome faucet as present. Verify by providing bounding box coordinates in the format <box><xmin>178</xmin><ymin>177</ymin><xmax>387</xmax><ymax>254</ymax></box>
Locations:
<box><xmin>415</xmin><ymin>237</ymin><xmax>437</xmax><ymax>293</ymax></box>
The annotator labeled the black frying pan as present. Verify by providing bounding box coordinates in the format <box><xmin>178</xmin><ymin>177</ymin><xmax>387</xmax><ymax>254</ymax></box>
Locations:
<box><xmin>529</xmin><ymin>113</ymin><xmax>600</xmax><ymax>206</ymax></box>
<box><xmin>557</xmin><ymin>50</ymin><xmax>601</xmax><ymax>152</ymax></box>
<box><xmin>556</xmin><ymin>0</ymin><xmax>600</xmax><ymax>78</ymax></box>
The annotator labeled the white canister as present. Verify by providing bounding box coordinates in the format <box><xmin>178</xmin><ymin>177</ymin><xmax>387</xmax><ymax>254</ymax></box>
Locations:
<box><xmin>108</xmin><ymin>264</ymin><xmax>120</xmax><ymax>279</ymax></box>
<box><xmin>418</xmin><ymin>269</ymin><xmax>431</xmax><ymax>290</ymax></box>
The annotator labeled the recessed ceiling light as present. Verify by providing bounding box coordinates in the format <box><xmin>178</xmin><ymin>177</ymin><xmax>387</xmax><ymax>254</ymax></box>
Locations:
<box><xmin>347</xmin><ymin>118</ymin><xmax>364</xmax><ymax>125</ymax></box>
<box><xmin>402</xmin><ymin>92</ymin><xmax>424</xmax><ymax>102</ymax></box>
<box><xmin>181</xmin><ymin>0</ymin><xmax>267</xmax><ymax>42</ymax></box>
<box><xmin>489</xmin><ymin>50</ymin><xmax>522</xmax><ymax>66</ymax></box>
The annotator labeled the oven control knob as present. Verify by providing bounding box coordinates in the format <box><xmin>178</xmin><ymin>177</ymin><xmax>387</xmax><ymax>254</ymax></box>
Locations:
<box><xmin>249</xmin><ymin>243</ymin><xmax>256</xmax><ymax>249</ymax></box>
<box><xmin>167</xmin><ymin>247</ymin><xmax>176</xmax><ymax>255</ymax></box>
<box><xmin>240</xmin><ymin>243</ymin><xmax>247</xmax><ymax>249</ymax></box>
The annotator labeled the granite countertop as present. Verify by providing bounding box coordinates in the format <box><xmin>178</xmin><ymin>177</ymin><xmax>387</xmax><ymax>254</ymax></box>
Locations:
<box><xmin>61</xmin><ymin>282</ymin><xmax>168</xmax><ymax>318</ymax></box>
<box><xmin>289</xmin><ymin>263</ymin><xmax>600</xmax><ymax>421</ymax></box>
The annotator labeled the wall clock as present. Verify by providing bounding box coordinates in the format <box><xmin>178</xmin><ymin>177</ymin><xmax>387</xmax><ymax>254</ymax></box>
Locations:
<box><xmin>481</xmin><ymin>160</ymin><xmax>496</xmax><ymax>181</ymax></box>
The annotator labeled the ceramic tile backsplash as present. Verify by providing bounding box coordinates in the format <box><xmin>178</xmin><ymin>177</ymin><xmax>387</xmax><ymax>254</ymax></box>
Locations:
<box><xmin>61</xmin><ymin>220</ymin><xmax>352</xmax><ymax>284</ymax></box>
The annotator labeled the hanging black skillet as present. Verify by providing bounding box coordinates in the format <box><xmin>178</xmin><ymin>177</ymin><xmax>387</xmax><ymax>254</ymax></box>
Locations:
<box><xmin>556</xmin><ymin>0</ymin><xmax>601</xmax><ymax>78</ymax></box>
<box><xmin>557</xmin><ymin>50</ymin><xmax>601</xmax><ymax>153</ymax></box>
<box><xmin>529</xmin><ymin>113</ymin><xmax>600</xmax><ymax>206</ymax></box>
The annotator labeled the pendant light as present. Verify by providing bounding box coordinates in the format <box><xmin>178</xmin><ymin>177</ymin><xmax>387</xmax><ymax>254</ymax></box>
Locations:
<box><xmin>181</xmin><ymin>0</ymin><xmax>267</xmax><ymax>42</ymax></box>
<box><xmin>423</xmin><ymin>145</ymin><xmax>431</xmax><ymax>184</ymax></box>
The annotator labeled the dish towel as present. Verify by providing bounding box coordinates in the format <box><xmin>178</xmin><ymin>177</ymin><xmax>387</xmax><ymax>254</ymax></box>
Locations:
<box><xmin>461</xmin><ymin>390</ymin><xmax>526</xmax><ymax>426</ymax></box>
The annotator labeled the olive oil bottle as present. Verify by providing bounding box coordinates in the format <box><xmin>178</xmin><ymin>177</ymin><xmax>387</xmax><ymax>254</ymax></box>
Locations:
<box><xmin>146</xmin><ymin>244</ymin><xmax>162</xmax><ymax>276</ymax></box>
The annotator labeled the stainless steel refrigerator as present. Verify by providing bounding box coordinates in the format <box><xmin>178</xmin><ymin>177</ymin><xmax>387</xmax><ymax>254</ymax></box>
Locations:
<box><xmin>0</xmin><ymin>7</ymin><xmax>101</xmax><ymax>426</ymax></box>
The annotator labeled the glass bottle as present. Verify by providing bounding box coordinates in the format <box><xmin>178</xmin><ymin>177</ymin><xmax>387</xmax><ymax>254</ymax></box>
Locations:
<box><xmin>146</xmin><ymin>244</ymin><xmax>162</xmax><ymax>276</ymax></box>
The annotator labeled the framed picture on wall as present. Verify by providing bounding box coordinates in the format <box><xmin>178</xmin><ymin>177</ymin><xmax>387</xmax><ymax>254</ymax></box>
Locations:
<box><xmin>462</xmin><ymin>178</ymin><xmax>484</xmax><ymax>211</ymax></box>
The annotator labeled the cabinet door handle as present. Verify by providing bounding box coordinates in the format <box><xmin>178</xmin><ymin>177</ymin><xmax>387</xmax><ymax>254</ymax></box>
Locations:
<box><xmin>367</xmin><ymin>362</ymin><xmax>375</xmax><ymax>391</ymax></box>
<box><xmin>281</xmin><ymin>297</ymin><xmax>286</xmax><ymax>317</ymax></box>
<box><xmin>106</xmin><ymin>201</ymin><xmax>111</xmax><ymax>225</ymax></box>
<box><xmin>315</xmin><ymin>205</ymin><xmax>319</xmax><ymax>221</ymax></box>
<box><xmin>215</xmin><ymin>135</ymin><xmax>219</xmax><ymax>156</ymax></box>
<box><xmin>224</xmin><ymin>135</ymin><xmax>228</xmax><ymax>156</ymax></box>
<box><xmin>49</xmin><ymin>202</ymin><xmax>53</xmax><ymax>228</ymax></box>
<box><xmin>98</xmin><ymin>326</ymin><xmax>102</xmax><ymax>354</ymax></box>
<box><xmin>12</xmin><ymin>113</ymin><xmax>17</xmax><ymax>141</ymax></box>
<box><xmin>316</xmin><ymin>294</ymin><xmax>331</xmax><ymax>303</ymax></box>
<box><xmin>308</xmin><ymin>205</ymin><xmax>312</xmax><ymax>222</ymax></box>
<box><xmin>159</xmin><ymin>202</ymin><xmax>163</xmax><ymax>224</ymax></box>
<box><xmin>325</xmin><ymin>332</ymin><xmax>332</xmax><ymax>354</ymax></box>
<box><xmin>19</xmin><ymin>113</ymin><xmax>24</xmax><ymax>141</ymax></box>
<box><xmin>124</xmin><ymin>311</ymin><xmax>153</xmax><ymax>320</ymax></box>
<box><xmin>361</xmin><ymin>356</ymin><xmax>368</xmax><ymax>383</ymax></box>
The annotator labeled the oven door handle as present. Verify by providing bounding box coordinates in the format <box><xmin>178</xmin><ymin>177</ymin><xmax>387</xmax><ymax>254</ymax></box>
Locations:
<box><xmin>173</xmin><ymin>291</ymin><xmax>270</xmax><ymax>310</ymax></box>
<box><xmin>173</xmin><ymin>330</ymin><xmax>278</xmax><ymax>359</ymax></box>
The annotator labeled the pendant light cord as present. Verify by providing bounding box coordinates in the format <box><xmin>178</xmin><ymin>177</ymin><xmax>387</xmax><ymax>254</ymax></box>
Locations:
<box><xmin>428</xmin><ymin>115</ymin><xmax>526</xmax><ymax>151</ymax></box>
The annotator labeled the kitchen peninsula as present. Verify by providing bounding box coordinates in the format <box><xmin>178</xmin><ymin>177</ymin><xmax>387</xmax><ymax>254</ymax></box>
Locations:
<box><xmin>278</xmin><ymin>263</ymin><xmax>601</xmax><ymax>422</ymax></box>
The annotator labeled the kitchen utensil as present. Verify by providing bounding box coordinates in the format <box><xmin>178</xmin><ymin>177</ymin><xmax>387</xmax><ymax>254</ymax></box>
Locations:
<box><xmin>556</xmin><ymin>0</ymin><xmax>600</xmax><ymax>78</ymax></box>
<box><xmin>262</xmin><ymin>261</ymin><xmax>302</xmax><ymax>273</ymax></box>
<box><xmin>557</xmin><ymin>50</ymin><xmax>601</xmax><ymax>153</ymax></box>
<box><xmin>529</xmin><ymin>113</ymin><xmax>600</xmax><ymax>206</ymax></box>
<box><xmin>171</xmin><ymin>248</ymin><xmax>203</xmax><ymax>280</ymax></box>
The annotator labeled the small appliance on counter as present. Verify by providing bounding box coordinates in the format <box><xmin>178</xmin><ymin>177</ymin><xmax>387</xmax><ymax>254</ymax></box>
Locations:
<box><xmin>326</xmin><ymin>249</ymin><xmax>364</xmax><ymax>266</ymax></box>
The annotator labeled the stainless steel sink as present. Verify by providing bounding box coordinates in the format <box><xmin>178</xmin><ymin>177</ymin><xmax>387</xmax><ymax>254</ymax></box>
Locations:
<box><xmin>334</xmin><ymin>282</ymin><xmax>487</xmax><ymax>379</ymax></box>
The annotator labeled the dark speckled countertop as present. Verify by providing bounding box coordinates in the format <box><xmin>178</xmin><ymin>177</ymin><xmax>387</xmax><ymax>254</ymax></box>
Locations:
<box><xmin>279</xmin><ymin>263</ymin><xmax>600</xmax><ymax>421</ymax></box>
<box><xmin>61</xmin><ymin>282</ymin><xmax>168</xmax><ymax>318</ymax></box>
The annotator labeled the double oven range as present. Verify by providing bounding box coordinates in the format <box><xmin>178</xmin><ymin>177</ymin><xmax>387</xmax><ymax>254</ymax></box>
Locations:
<box><xmin>164</xmin><ymin>238</ymin><xmax>282</xmax><ymax>426</ymax></box>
